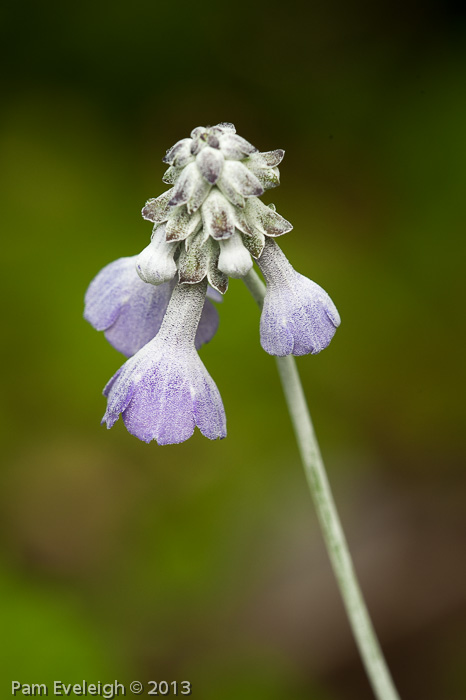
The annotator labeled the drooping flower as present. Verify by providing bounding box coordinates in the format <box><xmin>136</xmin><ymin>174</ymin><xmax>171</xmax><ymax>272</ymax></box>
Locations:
<box><xmin>85</xmin><ymin>122</ymin><xmax>340</xmax><ymax>445</ymax></box>
<box><xmin>140</xmin><ymin>123</ymin><xmax>293</xmax><ymax>293</ymax></box>
<box><xmin>257</xmin><ymin>239</ymin><xmax>340</xmax><ymax>356</ymax></box>
<box><xmin>102</xmin><ymin>281</ymin><xmax>226</xmax><ymax>444</ymax></box>
<box><xmin>84</xmin><ymin>256</ymin><xmax>219</xmax><ymax>357</ymax></box>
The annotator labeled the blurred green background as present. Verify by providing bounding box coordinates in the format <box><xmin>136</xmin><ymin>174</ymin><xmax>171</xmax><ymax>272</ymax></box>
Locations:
<box><xmin>1</xmin><ymin>1</ymin><xmax>465</xmax><ymax>698</ymax></box>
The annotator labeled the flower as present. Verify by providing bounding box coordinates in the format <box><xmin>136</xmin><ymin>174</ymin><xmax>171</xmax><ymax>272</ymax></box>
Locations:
<box><xmin>102</xmin><ymin>281</ymin><xmax>226</xmax><ymax>444</ymax></box>
<box><xmin>257</xmin><ymin>239</ymin><xmax>341</xmax><ymax>356</ymax></box>
<box><xmin>85</xmin><ymin>123</ymin><xmax>341</xmax><ymax>445</ymax></box>
<box><xmin>84</xmin><ymin>256</ymin><xmax>219</xmax><ymax>357</ymax></box>
<box><xmin>140</xmin><ymin>123</ymin><xmax>292</xmax><ymax>292</ymax></box>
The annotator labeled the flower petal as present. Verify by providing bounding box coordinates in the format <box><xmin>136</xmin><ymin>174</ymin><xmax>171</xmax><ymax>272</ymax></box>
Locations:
<box><xmin>102</xmin><ymin>367</ymin><xmax>135</xmax><ymax>428</ymax></box>
<box><xmin>192</xmin><ymin>368</ymin><xmax>227</xmax><ymax>440</ymax></box>
<box><xmin>104</xmin><ymin>280</ymin><xmax>174</xmax><ymax>357</ymax></box>
<box><xmin>289</xmin><ymin>291</ymin><xmax>340</xmax><ymax>356</ymax></box>
<box><xmin>195</xmin><ymin>300</ymin><xmax>219</xmax><ymax>350</ymax></box>
<box><xmin>123</xmin><ymin>363</ymin><xmax>196</xmax><ymax>444</ymax></box>
<box><xmin>86</xmin><ymin>256</ymin><xmax>220</xmax><ymax>358</ymax></box>
<box><xmin>103</xmin><ymin>368</ymin><xmax>123</xmax><ymax>398</ymax></box>
<box><xmin>206</xmin><ymin>285</ymin><xmax>223</xmax><ymax>303</ymax></box>
<box><xmin>84</xmin><ymin>257</ymin><xmax>137</xmax><ymax>331</ymax></box>
<box><xmin>257</xmin><ymin>240</ymin><xmax>340</xmax><ymax>356</ymax></box>
<box><xmin>259</xmin><ymin>295</ymin><xmax>295</xmax><ymax>356</ymax></box>
<box><xmin>102</xmin><ymin>282</ymin><xmax>226</xmax><ymax>444</ymax></box>
<box><xmin>218</xmin><ymin>231</ymin><xmax>253</xmax><ymax>278</ymax></box>
<box><xmin>136</xmin><ymin>224</ymin><xmax>178</xmax><ymax>285</ymax></box>
<box><xmin>202</xmin><ymin>190</ymin><xmax>236</xmax><ymax>240</ymax></box>
<box><xmin>196</xmin><ymin>146</ymin><xmax>224</xmax><ymax>184</ymax></box>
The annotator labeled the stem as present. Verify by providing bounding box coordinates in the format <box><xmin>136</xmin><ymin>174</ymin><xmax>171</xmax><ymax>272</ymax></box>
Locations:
<box><xmin>243</xmin><ymin>269</ymin><xmax>400</xmax><ymax>700</ymax></box>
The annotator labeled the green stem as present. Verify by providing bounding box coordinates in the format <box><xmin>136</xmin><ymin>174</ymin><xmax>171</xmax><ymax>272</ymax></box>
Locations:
<box><xmin>243</xmin><ymin>269</ymin><xmax>400</xmax><ymax>700</ymax></box>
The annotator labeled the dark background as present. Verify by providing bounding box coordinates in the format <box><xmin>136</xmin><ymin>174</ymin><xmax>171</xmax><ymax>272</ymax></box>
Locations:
<box><xmin>1</xmin><ymin>1</ymin><xmax>465</xmax><ymax>698</ymax></box>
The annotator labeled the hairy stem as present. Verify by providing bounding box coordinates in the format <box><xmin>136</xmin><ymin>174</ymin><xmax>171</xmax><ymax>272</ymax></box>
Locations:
<box><xmin>243</xmin><ymin>268</ymin><xmax>400</xmax><ymax>700</ymax></box>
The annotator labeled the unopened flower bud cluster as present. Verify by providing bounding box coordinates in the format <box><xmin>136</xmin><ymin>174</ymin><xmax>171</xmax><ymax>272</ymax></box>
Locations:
<box><xmin>138</xmin><ymin>122</ymin><xmax>292</xmax><ymax>293</ymax></box>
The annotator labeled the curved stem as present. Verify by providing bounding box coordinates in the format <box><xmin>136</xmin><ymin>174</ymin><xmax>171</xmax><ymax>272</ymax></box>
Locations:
<box><xmin>243</xmin><ymin>269</ymin><xmax>400</xmax><ymax>700</ymax></box>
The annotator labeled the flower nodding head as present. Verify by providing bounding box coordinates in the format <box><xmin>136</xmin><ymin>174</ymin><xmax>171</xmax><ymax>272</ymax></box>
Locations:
<box><xmin>257</xmin><ymin>239</ymin><xmax>340</xmax><ymax>356</ymax></box>
<box><xmin>84</xmin><ymin>257</ymin><xmax>219</xmax><ymax>357</ymax></box>
<box><xmin>85</xmin><ymin>123</ymin><xmax>340</xmax><ymax>445</ymax></box>
<box><xmin>102</xmin><ymin>281</ymin><xmax>226</xmax><ymax>445</ymax></box>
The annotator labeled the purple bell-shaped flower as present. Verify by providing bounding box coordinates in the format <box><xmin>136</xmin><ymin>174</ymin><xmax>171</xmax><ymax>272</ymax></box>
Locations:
<box><xmin>102</xmin><ymin>281</ymin><xmax>226</xmax><ymax>444</ymax></box>
<box><xmin>257</xmin><ymin>239</ymin><xmax>340</xmax><ymax>356</ymax></box>
<box><xmin>84</xmin><ymin>256</ymin><xmax>219</xmax><ymax>357</ymax></box>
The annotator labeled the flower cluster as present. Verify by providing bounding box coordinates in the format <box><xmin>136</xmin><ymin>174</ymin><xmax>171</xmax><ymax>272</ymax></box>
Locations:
<box><xmin>85</xmin><ymin>123</ymin><xmax>340</xmax><ymax>444</ymax></box>
<box><xmin>138</xmin><ymin>122</ymin><xmax>293</xmax><ymax>292</ymax></box>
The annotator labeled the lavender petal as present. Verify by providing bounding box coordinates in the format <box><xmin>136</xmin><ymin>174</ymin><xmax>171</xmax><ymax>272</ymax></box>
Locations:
<box><xmin>192</xmin><ymin>369</ymin><xmax>227</xmax><ymax>440</ymax></box>
<box><xmin>102</xmin><ymin>282</ymin><xmax>226</xmax><ymax>444</ymax></box>
<box><xmin>84</xmin><ymin>257</ymin><xmax>137</xmax><ymax>331</ymax></box>
<box><xmin>257</xmin><ymin>240</ymin><xmax>340</xmax><ymax>356</ymax></box>
<box><xmin>104</xmin><ymin>280</ymin><xmax>174</xmax><ymax>357</ymax></box>
<box><xmin>195</xmin><ymin>300</ymin><xmax>219</xmax><ymax>350</ymax></box>
<box><xmin>123</xmin><ymin>363</ymin><xmax>196</xmax><ymax>444</ymax></box>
